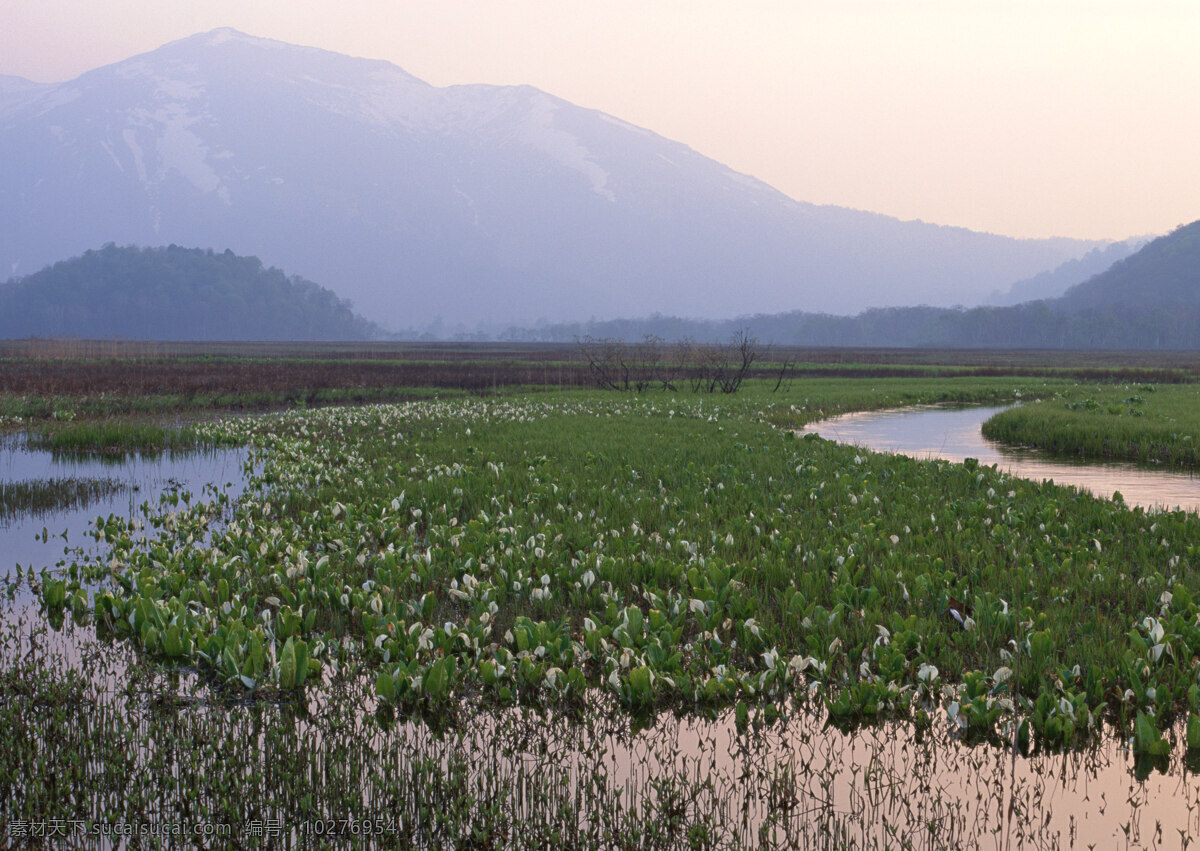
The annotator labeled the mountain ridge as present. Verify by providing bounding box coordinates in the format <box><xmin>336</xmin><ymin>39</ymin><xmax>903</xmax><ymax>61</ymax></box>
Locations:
<box><xmin>0</xmin><ymin>28</ymin><xmax>1106</xmax><ymax>328</ymax></box>
<box><xmin>490</xmin><ymin>219</ymin><xmax>1200</xmax><ymax>349</ymax></box>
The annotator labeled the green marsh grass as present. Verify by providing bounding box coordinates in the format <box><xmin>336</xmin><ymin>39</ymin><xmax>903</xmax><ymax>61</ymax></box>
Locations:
<box><xmin>0</xmin><ymin>477</ymin><xmax>128</xmax><ymax>524</ymax></box>
<box><xmin>28</xmin><ymin>420</ymin><xmax>215</xmax><ymax>457</ymax></box>
<box><xmin>983</xmin><ymin>383</ymin><xmax>1200</xmax><ymax>468</ymax></box>
<box><xmin>66</xmin><ymin>380</ymin><xmax>1200</xmax><ymax>729</ymax></box>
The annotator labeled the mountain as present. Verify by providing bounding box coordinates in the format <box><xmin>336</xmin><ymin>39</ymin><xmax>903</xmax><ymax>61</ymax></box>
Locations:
<box><xmin>0</xmin><ymin>28</ymin><xmax>1104</xmax><ymax>329</ymax></box>
<box><xmin>499</xmin><ymin>218</ymin><xmax>1200</xmax><ymax>349</ymax></box>
<box><xmin>0</xmin><ymin>74</ymin><xmax>47</xmax><ymax>96</ymax></box>
<box><xmin>986</xmin><ymin>238</ymin><xmax>1146</xmax><ymax>306</ymax></box>
<box><xmin>0</xmin><ymin>244</ymin><xmax>381</xmax><ymax>340</ymax></box>
<box><xmin>1057</xmin><ymin>220</ymin><xmax>1200</xmax><ymax>313</ymax></box>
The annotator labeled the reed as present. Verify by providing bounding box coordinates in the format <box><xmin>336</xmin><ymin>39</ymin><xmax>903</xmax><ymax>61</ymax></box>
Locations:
<box><xmin>0</xmin><ymin>477</ymin><xmax>127</xmax><ymax>523</ymax></box>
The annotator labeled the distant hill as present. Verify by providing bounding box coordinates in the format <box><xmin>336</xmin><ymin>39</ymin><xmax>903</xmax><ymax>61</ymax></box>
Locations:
<box><xmin>0</xmin><ymin>244</ymin><xmax>381</xmax><ymax>340</ymax></box>
<box><xmin>987</xmin><ymin>239</ymin><xmax>1146</xmax><ymax>306</ymax></box>
<box><xmin>492</xmin><ymin>219</ymin><xmax>1200</xmax><ymax>350</ymax></box>
<box><xmin>0</xmin><ymin>28</ymin><xmax>1103</xmax><ymax>329</ymax></box>
<box><xmin>1058</xmin><ymin>220</ymin><xmax>1200</xmax><ymax>312</ymax></box>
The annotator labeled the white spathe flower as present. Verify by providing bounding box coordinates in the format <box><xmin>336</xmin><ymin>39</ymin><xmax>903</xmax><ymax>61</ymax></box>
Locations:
<box><xmin>917</xmin><ymin>663</ymin><xmax>939</xmax><ymax>683</ymax></box>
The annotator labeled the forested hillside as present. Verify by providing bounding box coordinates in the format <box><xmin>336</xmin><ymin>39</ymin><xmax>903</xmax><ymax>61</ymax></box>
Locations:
<box><xmin>0</xmin><ymin>245</ymin><xmax>381</xmax><ymax>340</ymax></box>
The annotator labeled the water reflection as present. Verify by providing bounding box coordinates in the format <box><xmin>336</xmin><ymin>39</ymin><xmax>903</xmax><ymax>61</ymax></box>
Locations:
<box><xmin>10</xmin><ymin>599</ymin><xmax>1197</xmax><ymax>850</ymax></box>
<box><xmin>802</xmin><ymin>405</ymin><xmax>1200</xmax><ymax>513</ymax></box>
<box><xmin>0</xmin><ymin>433</ymin><xmax>251</xmax><ymax>581</ymax></box>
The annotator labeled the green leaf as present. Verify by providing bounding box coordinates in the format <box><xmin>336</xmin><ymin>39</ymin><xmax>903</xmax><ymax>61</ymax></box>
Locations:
<box><xmin>1133</xmin><ymin>712</ymin><xmax>1171</xmax><ymax>757</ymax></box>
<box><xmin>375</xmin><ymin>672</ymin><xmax>396</xmax><ymax>702</ymax></box>
<box><xmin>279</xmin><ymin>637</ymin><xmax>297</xmax><ymax>689</ymax></box>
<box><xmin>162</xmin><ymin>624</ymin><xmax>183</xmax><ymax>657</ymax></box>
<box><xmin>1188</xmin><ymin>714</ymin><xmax>1200</xmax><ymax>750</ymax></box>
<box><xmin>424</xmin><ymin>655</ymin><xmax>455</xmax><ymax>701</ymax></box>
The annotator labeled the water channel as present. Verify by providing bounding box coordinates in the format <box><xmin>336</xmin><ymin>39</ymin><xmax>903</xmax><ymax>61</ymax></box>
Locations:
<box><xmin>800</xmin><ymin>404</ymin><xmax>1200</xmax><ymax>514</ymax></box>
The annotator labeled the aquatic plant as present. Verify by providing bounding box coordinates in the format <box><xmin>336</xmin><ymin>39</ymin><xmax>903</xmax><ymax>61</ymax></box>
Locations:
<box><xmin>0</xmin><ymin>477</ymin><xmax>128</xmax><ymax>524</ymax></box>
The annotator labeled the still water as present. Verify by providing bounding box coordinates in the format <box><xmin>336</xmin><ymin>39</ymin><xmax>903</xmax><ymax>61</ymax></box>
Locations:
<box><xmin>0</xmin><ymin>433</ymin><xmax>251</xmax><ymax>581</ymax></box>
<box><xmin>801</xmin><ymin>404</ymin><xmax>1200</xmax><ymax>513</ymax></box>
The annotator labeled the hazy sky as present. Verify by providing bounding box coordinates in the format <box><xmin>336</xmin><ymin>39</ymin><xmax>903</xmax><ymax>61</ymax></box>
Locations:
<box><xmin>4</xmin><ymin>1</ymin><xmax>1198</xmax><ymax>241</ymax></box>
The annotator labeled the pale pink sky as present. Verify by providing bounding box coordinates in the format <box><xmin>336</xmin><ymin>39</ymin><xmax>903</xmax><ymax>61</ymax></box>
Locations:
<box><xmin>4</xmin><ymin>1</ymin><xmax>1198</xmax><ymax>241</ymax></box>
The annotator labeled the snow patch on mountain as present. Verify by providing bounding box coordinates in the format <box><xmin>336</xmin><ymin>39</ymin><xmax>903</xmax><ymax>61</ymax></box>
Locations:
<box><xmin>517</xmin><ymin>94</ymin><xmax>614</xmax><ymax>202</ymax></box>
<box><xmin>121</xmin><ymin>128</ymin><xmax>149</xmax><ymax>183</ymax></box>
<box><xmin>155</xmin><ymin>104</ymin><xmax>223</xmax><ymax>195</ymax></box>
<box><xmin>206</xmin><ymin>28</ymin><xmax>276</xmax><ymax>48</ymax></box>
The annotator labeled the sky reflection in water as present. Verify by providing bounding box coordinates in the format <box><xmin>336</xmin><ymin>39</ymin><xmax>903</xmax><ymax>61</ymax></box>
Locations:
<box><xmin>802</xmin><ymin>405</ymin><xmax>1200</xmax><ymax>514</ymax></box>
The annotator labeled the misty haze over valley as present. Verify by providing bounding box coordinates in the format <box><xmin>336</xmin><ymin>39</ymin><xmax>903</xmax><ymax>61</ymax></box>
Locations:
<box><xmin>0</xmin><ymin>28</ymin><xmax>1145</xmax><ymax>340</ymax></box>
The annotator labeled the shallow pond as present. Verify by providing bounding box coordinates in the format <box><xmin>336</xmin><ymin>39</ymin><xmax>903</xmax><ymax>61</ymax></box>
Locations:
<box><xmin>801</xmin><ymin>405</ymin><xmax>1200</xmax><ymax>513</ymax></box>
<box><xmin>0</xmin><ymin>433</ymin><xmax>251</xmax><ymax>585</ymax></box>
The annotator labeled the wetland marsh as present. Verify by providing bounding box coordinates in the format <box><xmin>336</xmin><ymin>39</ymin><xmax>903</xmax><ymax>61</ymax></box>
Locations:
<box><xmin>4</xmin><ymin>346</ymin><xmax>1200</xmax><ymax>848</ymax></box>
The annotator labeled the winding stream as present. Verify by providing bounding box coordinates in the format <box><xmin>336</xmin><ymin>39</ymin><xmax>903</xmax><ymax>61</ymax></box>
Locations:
<box><xmin>800</xmin><ymin>404</ymin><xmax>1200</xmax><ymax>513</ymax></box>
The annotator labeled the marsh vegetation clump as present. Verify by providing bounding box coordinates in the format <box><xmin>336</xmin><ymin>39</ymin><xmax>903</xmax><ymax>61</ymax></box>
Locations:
<box><xmin>0</xmin><ymin>477</ymin><xmax>128</xmax><ymax>524</ymax></box>
<box><xmin>983</xmin><ymin>383</ymin><xmax>1200</xmax><ymax>467</ymax></box>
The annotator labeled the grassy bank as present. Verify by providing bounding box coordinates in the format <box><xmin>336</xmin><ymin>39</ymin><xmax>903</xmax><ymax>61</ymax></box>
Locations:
<box><xmin>25</xmin><ymin>421</ymin><xmax>221</xmax><ymax>457</ymax></box>
<box><xmin>982</xmin><ymin>383</ymin><xmax>1200</xmax><ymax>468</ymax></box>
